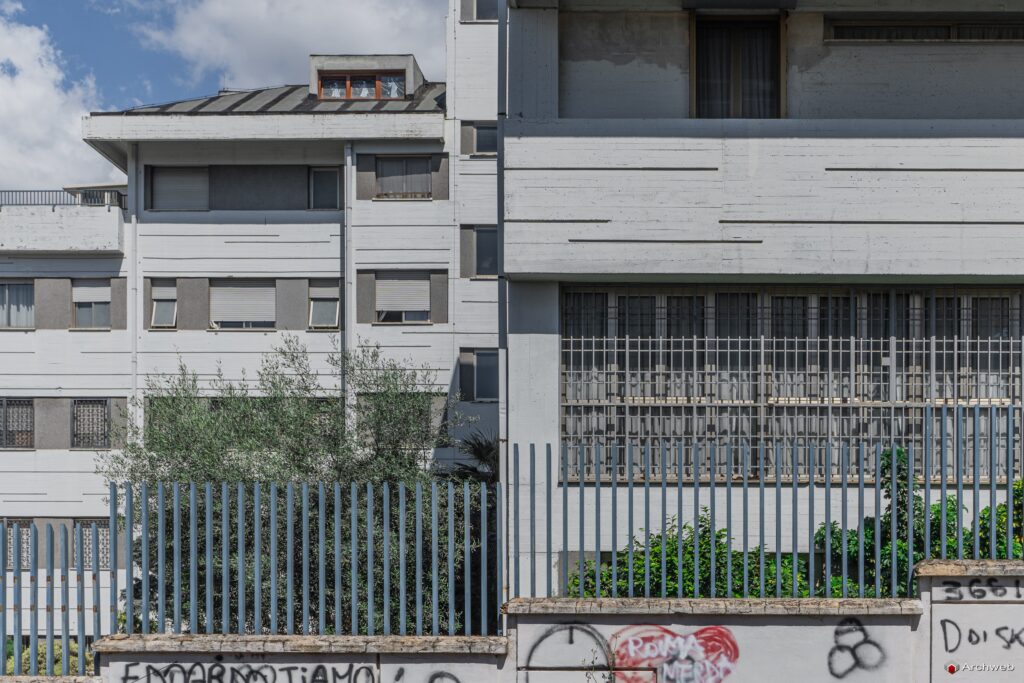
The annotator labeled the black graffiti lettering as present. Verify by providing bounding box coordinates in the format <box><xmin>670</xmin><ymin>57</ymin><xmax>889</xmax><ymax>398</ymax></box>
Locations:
<box><xmin>279</xmin><ymin>666</ymin><xmax>300</xmax><ymax>683</ymax></box>
<box><xmin>122</xmin><ymin>661</ymin><xmax>141</xmax><ymax>683</ymax></box>
<box><xmin>827</xmin><ymin>618</ymin><xmax>887</xmax><ymax>679</ymax></box>
<box><xmin>967</xmin><ymin>628</ymin><xmax>982</xmax><ymax>645</ymax></box>
<box><xmin>352</xmin><ymin>666</ymin><xmax>375</xmax><ymax>683</ymax></box>
<box><xmin>164</xmin><ymin>663</ymin><xmax>194</xmax><ymax>683</ymax></box>
<box><xmin>426</xmin><ymin>674</ymin><xmax>461</xmax><ymax>683</ymax></box>
<box><xmin>208</xmin><ymin>664</ymin><xmax>225</xmax><ymax>683</ymax></box>
<box><xmin>941</xmin><ymin>619</ymin><xmax>962</xmax><ymax>653</ymax></box>
<box><xmin>988</xmin><ymin>578</ymin><xmax>1008</xmax><ymax>597</ymax></box>
<box><xmin>309</xmin><ymin>665</ymin><xmax>329</xmax><ymax>683</ymax></box>
<box><xmin>995</xmin><ymin>626</ymin><xmax>1024</xmax><ymax>650</ymax></box>
<box><xmin>942</xmin><ymin>581</ymin><xmax>964</xmax><ymax>601</ymax></box>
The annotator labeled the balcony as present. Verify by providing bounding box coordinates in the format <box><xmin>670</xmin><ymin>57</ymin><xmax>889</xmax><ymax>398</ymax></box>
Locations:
<box><xmin>503</xmin><ymin>118</ymin><xmax>1024</xmax><ymax>279</ymax></box>
<box><xmin>0</xmin><ymin>188</ymin><xmax>125</xmax><ymax>255</ymax></box>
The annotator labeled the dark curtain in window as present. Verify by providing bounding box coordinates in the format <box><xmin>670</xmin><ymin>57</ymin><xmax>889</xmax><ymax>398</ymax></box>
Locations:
<box><xmin>697</xmin><ymin>20</ymin><xmax>779</xmax><ymax>119</ymax></box>
<box><xmin>696</xmin><ymin>23</ymin><xmax>732</xmax><ymax>118</ymax></box>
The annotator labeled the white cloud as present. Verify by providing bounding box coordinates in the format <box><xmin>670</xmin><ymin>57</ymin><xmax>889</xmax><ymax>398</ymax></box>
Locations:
<box><xmin>139</xmin><ymin>0</ymin><xmax>448</xmax><ymax>88</ymax></box>
<box><xmin>0</xmin><ymin>14</ymin><xmax>121</xmax><ymax>189</ymax></box>
<box><xmin>0</xmin><ymin>1</ymin><xmax>24</xmax><ymax>16</ymax></box>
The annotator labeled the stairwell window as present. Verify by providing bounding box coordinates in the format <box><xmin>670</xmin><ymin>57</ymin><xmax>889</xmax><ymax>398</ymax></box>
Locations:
<box><xmin>376</xmin><ymin>272</ymin><xmax>431</xmax><ymax>323</ymax></box>
<box><xmin>310</xmin><ymin>168</ymin><xmax>341</xmax><ymax>209</ymax></box>
<box><xmin>0</xmin><ymin>282</ymin><xmax>33</xmax><ymax>328</ymax></box>
<box><xmin>829</xmin><ymin>21</ymin><xmax>1024</xmax><ymax>42</ymax></box>
<box><xmin>150</xmin><ymin>279</ymin><xmax>177</xmax><ymax>328</ymax></box>
<box><xmin>376</xmin><ymin>157</ymin><xmax>432</xmax><ymax>199</ymax></box>
<box><xmin>695</xmin><ymin>18</ymin><xmax>781</xmax><ymax>118</ymax></box>
<box><xmin>0</xmin><ymin>398</ymin><xmax>33</xmax><ymax>449</ymax></box>
<box><xmin>209</xmin><ymin>280</ymin><xmax>276</xmax><ymax>330</ymax></box>
<box><xmin>72</xmin><ymin>399</ymin><xmax>110</xmax><ymax>449</ymax></box>
<box><xmin>72</xmin><ymin>280</ymin><xmax>111</xmax><ymax>329</ymax></box>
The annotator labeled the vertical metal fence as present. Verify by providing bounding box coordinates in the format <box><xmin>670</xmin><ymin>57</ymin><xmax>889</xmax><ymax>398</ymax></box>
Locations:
<box><xmin>2</xmin><ymin>478</ymin><xmax>501</xmax><ymax>675</ymax></box>
<box><xmin>507</xmin><ymin>439</ymin><xmax>1023</xmax><ymax>601</ymax></box>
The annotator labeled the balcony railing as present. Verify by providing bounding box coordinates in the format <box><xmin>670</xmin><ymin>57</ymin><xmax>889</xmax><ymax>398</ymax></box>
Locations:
<box><xmin>0</xmin><ymin>190</ymin><xmax>126</xmax><ymax>210</ymax></box>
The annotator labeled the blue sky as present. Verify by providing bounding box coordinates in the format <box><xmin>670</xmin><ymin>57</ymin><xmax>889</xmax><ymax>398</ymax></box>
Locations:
<box><xmin>0</xmin><ymin>0</ymin><xmax>447</xmax><ymax>187</ymax></box>
<box><xmin>14</xmin><ymin>1</ymin><xmax>220</xmax><ymax>110</ymax></box>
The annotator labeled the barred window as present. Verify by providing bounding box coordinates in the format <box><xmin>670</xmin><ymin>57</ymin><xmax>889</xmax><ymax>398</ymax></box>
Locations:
<box><xmin>72</xmin><ymin>399</ymin><xmax>110</xmax><ymax>449</ymax></box>
<box><xmin>79</xmin><ymin>520</ymin><xmax>111</xmax><ymax>570</ymax></box>
<box><xmin>3</xmin><ymin>518</ymin><xmax>32</xmax><ymax>570</ymax></box>
<box><xmin>1</xmin><ymin>398</ymin><xmax>33</xmax><ymax>448</ymax></box>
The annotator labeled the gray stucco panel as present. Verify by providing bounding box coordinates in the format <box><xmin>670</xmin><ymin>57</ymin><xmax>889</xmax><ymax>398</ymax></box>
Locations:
<box><xmin>430</xmin><ymin>271</ymin><xmax>448</xmax><ymax>324</ymax></box>
<box><xmin>177</xmin><ymin>278</ymin><xmax>210</xmax><ymax>330</ymax></box>
<box><xmin>34</xmin><ymin>278</ymin><xmax>71</xmax><ymax>330</ymax></box>
<box><xmin>35</xmin><ymin>398</ymin><xmax>71</xmax><ymax>450</ymax></box>
<box><xmin>111</xmin><ymin>277</ymin><xmax>127</xmax><ymax>330</ymax></box>
<box><xmin>356</xmin><ymin>155</ymin><xmax>376</xmax><ymax>200</ymax></box>
<box><xmin>356</xmin><ymin>272</ymin><xmax>376</xmax><ymax>324</ymax></box>
<box><xmin>276</xmin><ymin>278</ymin><xmax>310</xmax><ymax>330</ymax></box>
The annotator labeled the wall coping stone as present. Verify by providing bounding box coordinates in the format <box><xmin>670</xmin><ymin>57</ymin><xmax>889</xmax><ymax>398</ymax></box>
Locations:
<box><xmin>93</xmin><ymin>635</ymin><xmax>507</xmax><ymax>656</ymax></box>
<box><xmin>915</xmin><ymin>559</ymin><xmax>1024</xmax><ymax>577</ymax></box>
<box><xmin>503</xmin><ymin>598</ymin><xmax>923</xmax><ymax>616</ymax></box>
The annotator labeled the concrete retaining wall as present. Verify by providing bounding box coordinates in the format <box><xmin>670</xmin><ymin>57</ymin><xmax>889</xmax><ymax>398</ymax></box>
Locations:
<box><xmin>91</xmin><ymin>561</ymin><xmax>1023</xmax><ymax>683</ymax></box>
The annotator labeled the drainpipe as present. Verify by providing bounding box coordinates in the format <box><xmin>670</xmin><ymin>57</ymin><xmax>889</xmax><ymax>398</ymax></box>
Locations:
<box><xmin>343</xmin><ymin>142</ymin><xmax>355</xmax><ymax>420</ymax></box>
<box><xmin>497</xmin><ymin>0</ymin><xmax>510</xmax><ymax>610</ymax></box>
<box><xmin>129</xmin><ymin>143</ymin><xmax>140</xmax><ymax>416</ymax></box>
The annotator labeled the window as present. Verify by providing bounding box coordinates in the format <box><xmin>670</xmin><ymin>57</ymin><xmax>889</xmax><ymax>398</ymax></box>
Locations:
<box><xmin>0</xmin><ymin>282</ymin><xmax>33</xmax><ymax>328</ymax></box>
<box><xmin>3</xmin><ymin>519</ymin><xmax>32</xmax><ymax>571</ymax></box>
<box><xmin>376</xmin><ymin>272</ymin><xmax>431</xmax><ymax>323</ymax></box>
<box><xmin>310</xmin><ymin>168</ymin><xmax>341</xmax><ymax>210</ymax></box>
<box><xmin>72</xmin><ymin>399</ymin><xmax>110</xmax><ymax>449</ymax></box>
<box><xmin>309</xmin><ymin>280</ymin><xmax>341</xmax><ymax>329</ymax></box>
<box><xmin>473</xmin><ymin>0</ymin><xmax>500</xmax><ymax>21</ymax></box>
<box><xmin>474</xmin><ymin>227</ymin><xmax>498</xmax><ymax>276</ymax></box>
<box><xmin>148</xmin><ymin>167</ymin><xmax>209</xmax><ymax>211</ymax></box>
<box><xmin>696</xmin><ymin>19</ymin><xmax>780</xmax><ymax>118</ymax></box>
<box><xmin>375</xmin><ymin>157</ymin><xmax>432</xmax><ymax>199</ymax></box>
<box><xmin>0</xmin><ymin>398</ymin><xmax>33</xmax><ymax>449</ymax></box>
<box><xmin>474</xmin><ymin>350</ymin><xmax>499</xmax><ymax>401</ymax></box>
<box><xmin>318</xmin><ymin>72</ymin><xmax>406</xmax><ymax>100</ymax></box>
<box><xmin>150</xmin><ymin>279</ymin><xmax>177</xmax><ymax>328</ymax></box>
<box><xmin>209</xmin><ymin>280</ymin><xmax>276</xmax><ymax>329</ymax></box>
<box><xmin>460</xmin><ymin>349</ymin><xmax>499</xmax><ymax>401</ymax></box>
<box><xmin>72</xmin><ymin>280</ymin><xmax>111</xmax><ymax>329</ymax></box>
<box><xmin>771</xmin><ymin>297</ymin><xmax>809</xmax><ymax>338</ymax></box>
<box><xmin>829</xmin><ymin>21</ymin><xmax>1024</xmax><ymax>42</ymax></box>
<box><xmin>715</xmin><ymin>293</ymin><xmax>757</xmax><ymax>337</ymax></box>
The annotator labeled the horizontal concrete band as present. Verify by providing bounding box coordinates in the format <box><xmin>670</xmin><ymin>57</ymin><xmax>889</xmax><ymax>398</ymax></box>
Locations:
<box><xmin>914</xmin><ymin>559</ymin><xmax>1024</xmax><ymax>577</ymax></box>
<box><xmin>94</xmin><ymin>635</ymin><xmax>507</xmax><ymax>656</ymax></box>
<box><xmin>504</xmin><ymin>598</ymin><xmax>923</xmax><ymax>617</ymax></box>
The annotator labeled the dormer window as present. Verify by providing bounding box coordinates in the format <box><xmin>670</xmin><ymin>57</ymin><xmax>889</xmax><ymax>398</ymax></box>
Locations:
<box><xmin>318</xmin><ymin>72</ymin><xmax>406</xmax><ymax>100</ymax></box>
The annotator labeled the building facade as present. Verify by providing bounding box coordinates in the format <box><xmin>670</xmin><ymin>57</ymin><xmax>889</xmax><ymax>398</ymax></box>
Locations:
<box><xmin>1</xmin><ymin>0</ymin><xmax>502</xmax><ymax>538</ymax></box>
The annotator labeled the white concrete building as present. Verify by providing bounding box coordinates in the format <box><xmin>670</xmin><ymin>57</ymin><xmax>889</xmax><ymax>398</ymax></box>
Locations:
<box><xmin>1</xmin><ymin>32</ymin><xmax>499</xmax><ymax>547</ymax></box>
<box><xmin>499</xmin><ymin>1</ymin><xmax>1024</xmax><ymax>590</ymax></box>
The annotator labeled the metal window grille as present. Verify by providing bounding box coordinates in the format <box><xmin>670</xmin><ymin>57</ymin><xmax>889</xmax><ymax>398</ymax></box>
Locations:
<box><xmin>72</xmin><ymin>399</ymin><xmax>110</xmax><ymax>449</ymax></box>
<box><xmin>3</xmin><ymin>518</ymin><xmax>32</xmax><ymax>570</ymax></box>
<box><xmin>79</xmin><ymin>519</ymin><xmax>110</xmax><ymax>570</ymax></box>
<box><xmin>561</xmin><ymin>285</ymin><xmax>1024</xmax><ymax>481</ymax></box>
<box><xmin>1</xmin><ymin>398</ymin><xmax>33</xmax><ymax>448</ymax></box>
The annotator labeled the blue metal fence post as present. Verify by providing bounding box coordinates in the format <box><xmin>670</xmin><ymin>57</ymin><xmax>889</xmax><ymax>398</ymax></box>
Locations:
<box><xmin>30</xmin><ymin>525</ymin><xmax>38</xmax><ymax>676</ymax></box>
<box><xmin>415</xmin><ymin>482</ymin><xmax>423</xmax><ymax>636</ymax></box>
<box><xmin>1009</xmin><ymin>407</ymin><xmax>1016</xmax><ymax>559</ymax></box>
<box><xmin>480</xmin><ymin>482</ymin><xmax>488</xmax><ymax>635</ymax></box>
<box><xmin>333</xmin><ymin>483</ymin><xmax>341</xmax><ymax>635</ymax></box>
<box><xmin>254</xmin><ymin>483</ymin><xmax>262</xmax><ymax>634</ymax></box>
<box><xmin>629</xmin><ymin>443</ymin><xmax>636</xmax><ymax>597</ymax></box>
<box><xmin>205</xmin><ymin>483</ymin><xmax>213</xmax><ymax>634</ymax></box>
<box><xmin>45</xmin><ymin>524</ymin><xmax>54</xmax><ymax>676</ymax></box>
<box><xmin>60</xmin><ymin>525</ymin><xmax>69</xmax><ymax>676</ymax></box>
<box><xmin>13</xmin><ymin>523</ymin><xmax>21</xmax><ymax>675</ymax></box>
<box><xmin>430</xmin><ymin>481</ymin><xmax>438</xmax><ymax>636</ymax></box>
<box><xmin>513</xmin><ymin>445</ymin><xmax>520</xmax><ymax>599</ymax></box>
<box><xmin>189</xmin><ymin>483</ymin><xmax>198</xmax><ymax>633</ymax></box>
<box><xmin>709</xmin><ymin>444</ymin><xmax>716</xmax><ymax>598</ymax></box>
<box><xmin>91</xmin><ymin>523</ymin><xmax>100</xmax><ymax>649</ymax></box>
<box><xmin>758</xmin><ymin>442</ymin><xmax>765</xmax><ymax>599</ymax></box>
<box><xmin>446</xmin><ymin>481</ymin><xmax>455</xmax><ymax>635</ymax></box>
<box><xmin>595</xmin><ymin>443</ymin><xmax>602</xmax><ymax>597</ymax></box>
<box><xmin>875</xmin><ymin>444</ymin><xmax>882</xmax><ymax>598</ymax></box>
<box><xmin>545</xmin><ymin>444</ymin><xmax>552</xmax><ymax>598</ymax></box>
<box><xmin>529</xmin><ymin>444</ymin><xmax>536</xmax><ymax>598</ymax></box>
<box><xmin>0</xmin><ymin>524</ymin><xmax>5</xmax><ymax>674</ymax></box>
<box><xmin>368</xmin><ymin>482</ymin><xmax>376</xmax><ymax>636</ymax></box>
<box><xmin>140</xmin><ymin>483</ymin><xmax>150</xmax><ymax>635</ymax></box>
<box><xmin>157</xmin><ymin>483</ymin><xmax>166</xmax><ymax>632</ymax></box>
<box><xmin>351</xmin><ymin>482</ymin><xmax>359</xmax><ymax>635</ymax></box>
<box><xmin>644</xmin><ymin>445</ymin><xmax>651</xmax><ymax>599</ymax></box>
<box><xmin>237</xmin><ymin>483</ymin><xmax>246</xmax><ymax>635</ymax></box>
<box><xmin>775</xmin><ymin>443</ymin><xmax>782</xmax><ymax>598</ymax></box>
<box><xmin>221</xmin><ymin>483</ymin><xmax>230</xmax><ymax>634</ymax></box>
<box><xmin>661</xmin><ymin>443</ymin><xmax>668</xmax><ymax>598</ymax></box>
<box><xmin>694</xmin><ymin>443</ymin><xmax>700</xmax><ymax>598</ymax></box>
<box><xmin>302</xmin><ymin>483</ymin><xmax>310</xmax><ymax>634</ymax></box>
<box><xmin>462</xmin><ymin>481</ymin><xmax>471</xmax><ymax>635</ymax></box>
<box><xmin>399</xmin><ymin>482</ymin><xmax>407</xmax><ymax>635</ymax></box>
<box><xmin>562</xmin><ymin>445</ymin><xmax>569</xmax><ymax>596</ymax></box>
<box><xmin>908</xmin><ymin>443</ymin><xmax>915</xmax><ymax>593</ymax></box>
<box><xmin>125</xmin><ymin>484</ymin><xmax>134</xmax><ymax>634</ymax></box>
<box><xmin>792</xmin><ymin>444</ymin><xmax>799</xmax><ymax>598</ymax></box>
<box><xmin>109</xmin><ymin>482</ymin><xmax>119</xmax><ymax>635</ymax></box>
<box><xmin>317</xmin><ymin>483</ymin><xmax>325</xmax><ymax>635</ymax></box>
<box><xmin>173</xmin><ymin>482</ymin><xmax>181</xmax><ymax>632</ymax></box>
<box><xmin>973</xmin><ymin>407</ymin><xmax>980</xmax><ymax>560</ymax></box>
<box><xmin>76</xmin><ymin>523</ymin><xmax>85</xmax><ymax>676</ymax></box>
<box><xmin>285</xmin><ymin>483</ymin><xmax>294</xmax><ymax>634</ymax></box>
<box><xmin>808</xmin><ymin>443</ymin><xmax>815</xmax><ymax>596</ymax></box>
<box><xmin>824</xmin><ymin>443</ymin><xmax>831</xmax><ymax>597</ymax></box>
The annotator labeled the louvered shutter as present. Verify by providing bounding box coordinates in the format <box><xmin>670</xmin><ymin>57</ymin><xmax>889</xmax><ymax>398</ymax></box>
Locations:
<box><xmin>151</xmin><ymin>280</ymin><xmax>177</xmax><ymax>300</ymax></box>
<box><xmin>309</xmin><ymin>280</ymin><xmax>340</xmax><ymax>298</ymax></box>
<box><xmin>210</xmin><ymin>280</ymin><xmax>276</xmax><ymax>323</ymax></box>
<box><xmin>72</xmin><ymin>281</ymin><xmax>111</xmax><ymax>303</ymax></box>
<box><xmin>375</xmin><ymin>273</ymin><xmax>430</xmax><ymax>312</ymax></box>
<box><xmin>150</xmin><ymin>167</ymin><xmax>209</xmax><ymax>211</ymax></box>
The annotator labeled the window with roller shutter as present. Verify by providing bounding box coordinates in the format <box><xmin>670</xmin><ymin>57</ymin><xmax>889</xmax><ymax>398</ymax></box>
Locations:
<box><xmin>72</xmin><ymin>280</ymin><xmax>111</xmax><ymax>329</ymax></box>
<box><xmin>375</xmin><ymin>272</ymin><xmax>431</xmax><ymax>323</ymax></box>
<box><xmin>308</xmin><ymin>279</ymin><xmax>341</xmax><ymax>329</ymax></box>
<box><xmin>151</xmin><ymin>279</ymin><xmax>177</xmax><ymax>328</ymax></box>
<box><xmin>210</xmin><ymin>280</ymin><xmax>276</xmax><ymax>329</ymax></box>
<box><xmin>148</xmin><ymin>167</ymin><xmax>209</xmax><ymax>211</ymax></box>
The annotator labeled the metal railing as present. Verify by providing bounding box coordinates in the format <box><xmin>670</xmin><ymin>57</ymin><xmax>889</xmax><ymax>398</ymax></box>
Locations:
<box><xmin>507</xmin><ymin>441</ymin><xmax>1023</xmax><ymax>603</ymax></box>
<box><xmin>1</xmin><ymin>477</ymin><xmax>500</xmax><ymax>675</ymax></box>
<box><xmin>0</xmin><ymin>190</ymin><xmax>126</xmax><ymax>209</ymax></box>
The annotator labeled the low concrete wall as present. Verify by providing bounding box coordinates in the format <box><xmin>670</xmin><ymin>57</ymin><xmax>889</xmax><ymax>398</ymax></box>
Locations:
<box><xmin>92</xmin><ymin>561</ymin><xmax>1023</xmax><ymax>683</ymax></box>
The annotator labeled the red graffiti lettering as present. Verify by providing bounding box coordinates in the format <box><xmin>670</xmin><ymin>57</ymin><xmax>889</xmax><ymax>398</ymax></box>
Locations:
<box><xmin>610</xmin><ymin>625</ymin><xmax>739</xmax><ymax>683</ymax></box>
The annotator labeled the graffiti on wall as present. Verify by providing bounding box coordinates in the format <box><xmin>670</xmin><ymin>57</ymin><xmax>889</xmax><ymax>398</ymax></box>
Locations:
<box><xmin>118</xmin><ymin>662</ymin><xmax>376</xmax><ymax>683</ymax></box>
<box><xmin>609</xmin><ymin>625</ymin><xmax>739</xmax><ymax>683</ymax></box>
<box><xmin>827</xmin><ymin>619</ymin><xmax>886</xmax><ymax>679</ymax></box>
<box><xmin>523</xmin><ymin>622</ymin><xmax>738</xmax><ymax>683</ymax></box>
